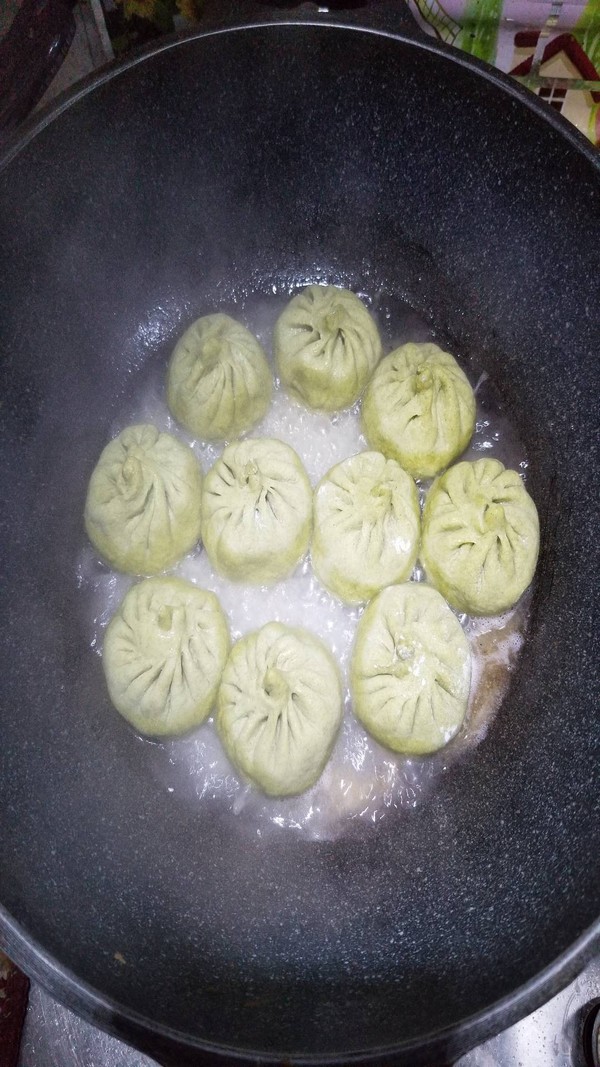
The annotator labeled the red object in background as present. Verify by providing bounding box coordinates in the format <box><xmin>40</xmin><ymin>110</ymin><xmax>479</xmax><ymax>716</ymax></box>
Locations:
<box><xmin>0</xmin><ymin>953</ymin><xmax>29</xmax><ymax>1067</ymax></box>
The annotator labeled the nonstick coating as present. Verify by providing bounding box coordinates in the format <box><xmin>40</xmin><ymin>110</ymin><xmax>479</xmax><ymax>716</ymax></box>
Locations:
<box><xmin>0</xmin><ymin>20</ymin><xmax>598</xmax><ymax>1067</ymax></box>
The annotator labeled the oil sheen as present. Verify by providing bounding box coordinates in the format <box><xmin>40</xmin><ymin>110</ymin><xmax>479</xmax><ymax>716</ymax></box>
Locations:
<box><xmin>77</xmin><ymin>287</ymin><xmax>532</xmax><ymax>840</ymax></box>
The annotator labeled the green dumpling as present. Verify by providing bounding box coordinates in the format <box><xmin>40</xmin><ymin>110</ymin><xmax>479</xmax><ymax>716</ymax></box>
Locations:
<box><xmin>167</xmin><ymin>313</ymin><xmax>272</xmax><ymax>440</ymax></box>
<box><xmin>84</xmin><ymin>424</ymin><xmax>203</xmax><ymax>575</ymax></box>
<box><xmin>274</xmin><ymin>284</ymin><xmax>382</xmax><ymax>411</ymax></box>
<box><xmin>421</xmin><ymin>458</ymin><xmax>540</xmax><ymax>616</ymax></box>
<box><xmin>311</xmin><ymin>451</ymin><xmax>420</xmax><ymax>603</ymax></box>
<box><xmin>361</xmin><ymin>342</ymin><xmax>476</xmax><ymax>478</ymax></box>
<box><xmin>103</xmin><ymin>577</ymin><xmax>230</xmax><ymax>737</ymax></box>
<box><xmin>351</xmin><ymin>583</ymin><xmax>471</xmax><ymax>756</ymax></box>
<box><xmin>217</xmin><ymin>622</ymin><xmax>343</xmax><ymax>796</ymax></box>
<box><xmin>201</xmin><ymin>437</ymin><xmax>312</xmax><ymax>584</ymax></box>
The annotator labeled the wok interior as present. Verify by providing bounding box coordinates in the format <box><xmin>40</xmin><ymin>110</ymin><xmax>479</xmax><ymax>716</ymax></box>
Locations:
<box><xmin>0</xmin><ymin>23</ymin><xmax>598</xmax><ymax>1061</ymax></box>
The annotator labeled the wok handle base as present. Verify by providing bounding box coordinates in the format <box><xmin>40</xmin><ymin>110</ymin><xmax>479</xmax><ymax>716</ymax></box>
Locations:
<box><xmin>0</xmin><ymin>0</ymin><xmax>77</xmax><ymax>136</ymax></box>
<box><xmin>200</xmin><ymin>0</ymin><xmax>425</xmax><ymax>39</ymax></box>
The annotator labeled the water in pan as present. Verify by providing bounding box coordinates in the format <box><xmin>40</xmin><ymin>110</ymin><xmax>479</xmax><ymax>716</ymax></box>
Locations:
<box><xmin>77</xmin><ymin>285</ymin><xmax>531</xmax><ymax>841</ymax></box>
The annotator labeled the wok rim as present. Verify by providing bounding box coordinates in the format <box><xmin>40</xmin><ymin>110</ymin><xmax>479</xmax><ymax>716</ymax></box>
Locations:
<box><xmin>0</xmin><ymin>18</ymin><xmax>598</xmax><ymax>174</ymax></box>
<box><xmin>1</xmin><ymin>16</ymin><xmax>598</xmax><ymax>1062</ymax></box>
<box><xmin>2</xmin><ymin>903</ymin><xmax>599</xmax><ymax>1061</ymax></box>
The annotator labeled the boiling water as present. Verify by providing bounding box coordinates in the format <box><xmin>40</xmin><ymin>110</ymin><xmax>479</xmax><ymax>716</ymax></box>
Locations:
<box><xmin>77</xmin><ymin>289</ymin><xmax>531</xmax><ymax>841</ymax></box>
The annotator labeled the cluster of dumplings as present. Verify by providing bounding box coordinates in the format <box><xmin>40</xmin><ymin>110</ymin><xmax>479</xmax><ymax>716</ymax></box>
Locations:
<box><xmin>85</xmin><ymin>285</ymin><xmax>540</xmax><ymax>799</ymax></box>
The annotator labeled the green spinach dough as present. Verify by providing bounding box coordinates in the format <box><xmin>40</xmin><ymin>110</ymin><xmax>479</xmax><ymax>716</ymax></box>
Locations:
<box><xmin>201</xmin><ymin>437</ymin><xmax>312</xmax><ymax>583</ymax></box>
<box><xmin>84</xmin><ymin>424</ymin><xmax>203</xmax><ymax>575</ymax></box>
<box><xmin>274</xmin><ymin>284</ymin><xmax>382</xmax><ymax>411</ymax></box>
<box><xmin>167</xmin><ymin>313</ymin><xmax>272</xmax><ymax>440</ymax></box>
<box><xmin>312</xmin><ymin>451</ymin><xmax>420</xmax><ymax>603</ymax></box>
<box><xmin>361</xmin><ymin>342</ymin><xmax>476</xmax><ymax>478</ymax></box>
<box><xmin>351</xmin><ymin>583</ymin><xmax>471</xmax><ymax>756</ymax></box>
<box><xmin>103</xmin><ymin>576</ymin><xmax>230</xmax><ymax>737</ymax></box>
<box><xmin>217</xmin><ymin>622</ymin><xmax>343</xmax><ymax>796</ymax></box>
<box><xmin>421</xmin><ymin>458</ymin><xmax>540</xmax><ymax>615</ymax></box>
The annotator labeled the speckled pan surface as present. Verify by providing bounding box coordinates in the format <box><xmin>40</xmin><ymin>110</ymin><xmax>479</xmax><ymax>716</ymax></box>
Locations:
<box><xmin>0</xmin><ymin>16</ymin><xmax>598</xmax><ymax>1067</ymax></box>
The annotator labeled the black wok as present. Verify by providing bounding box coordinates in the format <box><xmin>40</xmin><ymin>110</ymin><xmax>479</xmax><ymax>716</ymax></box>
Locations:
<box><xmin>0</xmin><ymin>3</ymin><xmax>598</xmax><ymax>1064</ymax></box>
